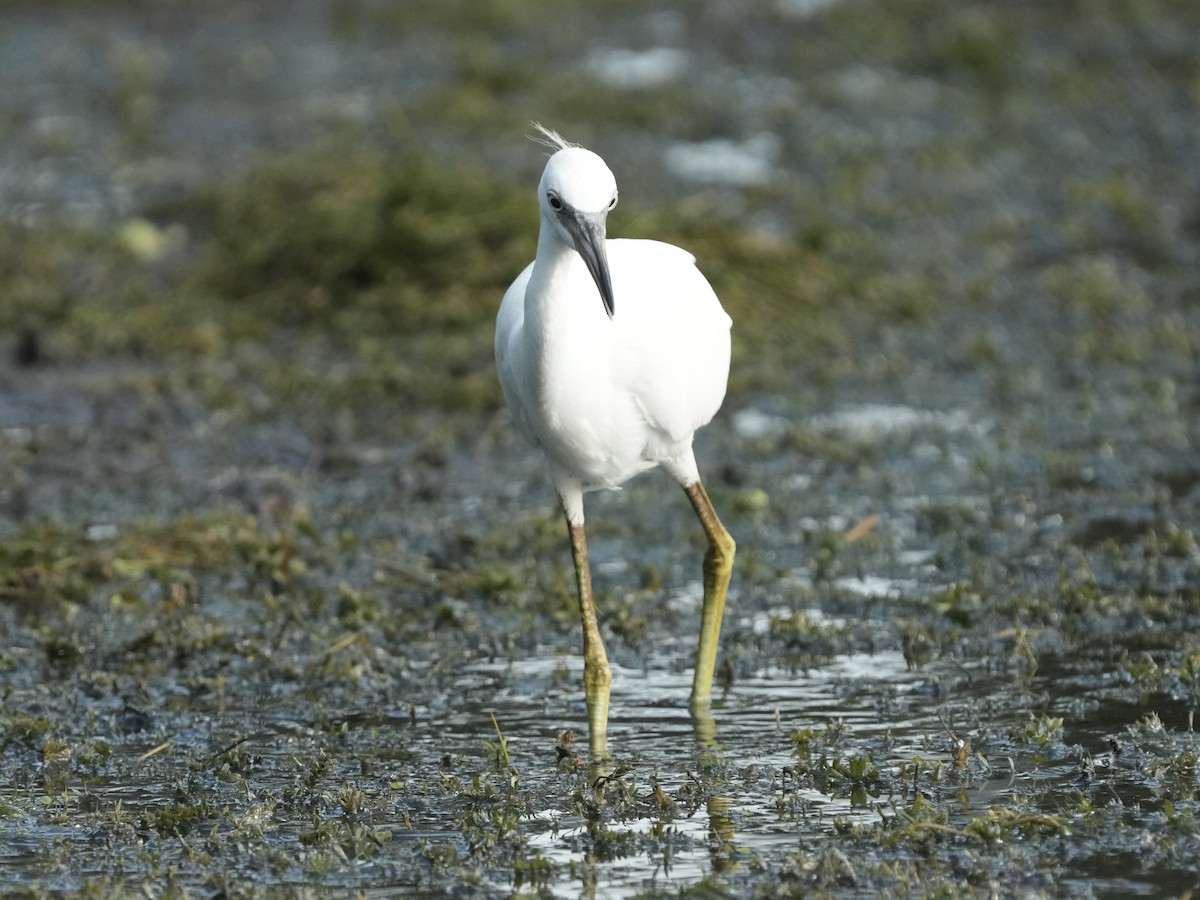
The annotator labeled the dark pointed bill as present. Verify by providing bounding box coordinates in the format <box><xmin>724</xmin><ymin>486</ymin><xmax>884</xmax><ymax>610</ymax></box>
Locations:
<box><xmin>565</xmin><ymin>211</ymin><xmax>615</xmax><ymax>318</ymax></box>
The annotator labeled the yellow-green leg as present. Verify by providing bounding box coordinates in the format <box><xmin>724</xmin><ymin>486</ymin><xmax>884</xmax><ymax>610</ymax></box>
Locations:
<box><xmin>684</xmin><ymin>481</ymin><xmax>735</xmax><ymax>711</ymax></box>
<box><xmin>567</xmin><ymin>516</ymin><xmax>612</xmax><ymax>759</ymax></box>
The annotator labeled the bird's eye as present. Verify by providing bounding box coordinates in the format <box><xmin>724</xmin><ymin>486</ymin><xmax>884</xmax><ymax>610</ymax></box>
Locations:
<box><xmin>609</xmin><ymin>195</ymin><xmax>618</xmax><ymax>209</ymax></box>
<box><xmin>548</xmin><ymin>193</ymin><xmax>563</xmax><ymax>211</ymax></box>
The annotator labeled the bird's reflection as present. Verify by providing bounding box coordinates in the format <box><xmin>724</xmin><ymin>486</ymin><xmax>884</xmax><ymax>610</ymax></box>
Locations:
<box><xmin>572</xmin><ymin>697</ymin><xmax>741</xmax><ymax>889</ymax></box>
<box><xmin>692</xmin><ymin>700</ymin><xmax>739</xmax><ymax>874</ymax></box>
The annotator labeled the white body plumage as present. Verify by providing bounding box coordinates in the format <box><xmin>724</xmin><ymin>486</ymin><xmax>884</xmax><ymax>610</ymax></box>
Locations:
<box><xmin>495</xmin><ymin>135</ymin><xmax>731</xmax><ymax>525</ymax></box>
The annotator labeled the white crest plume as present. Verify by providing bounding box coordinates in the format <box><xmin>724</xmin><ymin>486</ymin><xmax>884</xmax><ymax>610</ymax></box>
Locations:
<box><xmin>527</xmin><ymin>122</ymin><xmax>579</xmax><ymax>154</ymax></box>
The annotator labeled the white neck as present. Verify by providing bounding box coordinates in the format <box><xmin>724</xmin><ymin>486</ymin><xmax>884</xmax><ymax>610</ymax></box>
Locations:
<box><xmin>526</xmin><ymin>218</ymin><xmax>588</xmax><ymax>329</ymax></box>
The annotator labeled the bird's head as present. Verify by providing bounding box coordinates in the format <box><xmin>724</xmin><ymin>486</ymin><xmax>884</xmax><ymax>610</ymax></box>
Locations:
<box><xmin>535</xmin><ymin>134</ymin><xmax>619</xmax><ymax>318</ymax></box>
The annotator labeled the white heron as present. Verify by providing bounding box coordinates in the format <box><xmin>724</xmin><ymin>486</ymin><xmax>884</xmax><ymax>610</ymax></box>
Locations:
<box><xmin>495</xmin><ymin>125</ymin><xmax>735</xmax><ymax>757</ymax></box>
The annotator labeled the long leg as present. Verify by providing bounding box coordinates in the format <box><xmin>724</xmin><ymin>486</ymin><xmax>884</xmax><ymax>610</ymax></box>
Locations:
<box><xmin>566</xmin><ymin>512</ymin><xmax>612</xmax><ymax>758</ymax></box>
<box><xmin>684</xmin><ymin>481</ymin><xmax>735</xmax><ymax>710</ymax></box>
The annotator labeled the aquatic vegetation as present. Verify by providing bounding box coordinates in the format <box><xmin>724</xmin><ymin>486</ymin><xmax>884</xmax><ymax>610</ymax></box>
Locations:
<box><xmin>1011</xmin><ymin>714</ymin><xmax>1064</xmax><ymax>749</ymax></box>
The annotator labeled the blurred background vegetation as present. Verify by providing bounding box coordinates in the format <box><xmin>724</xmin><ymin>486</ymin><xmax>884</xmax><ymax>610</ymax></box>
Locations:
<box><xmin>16</xmin><ymin>0</ymin><xmax>1194</xmax><ymax>451</ymax></box>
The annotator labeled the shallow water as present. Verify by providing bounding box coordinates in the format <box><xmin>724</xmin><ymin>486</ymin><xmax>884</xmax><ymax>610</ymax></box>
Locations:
<box><xmin>1</xmin><ymin>597</ymin><xmax>1197</xmax><ymax>896</ymax></box>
